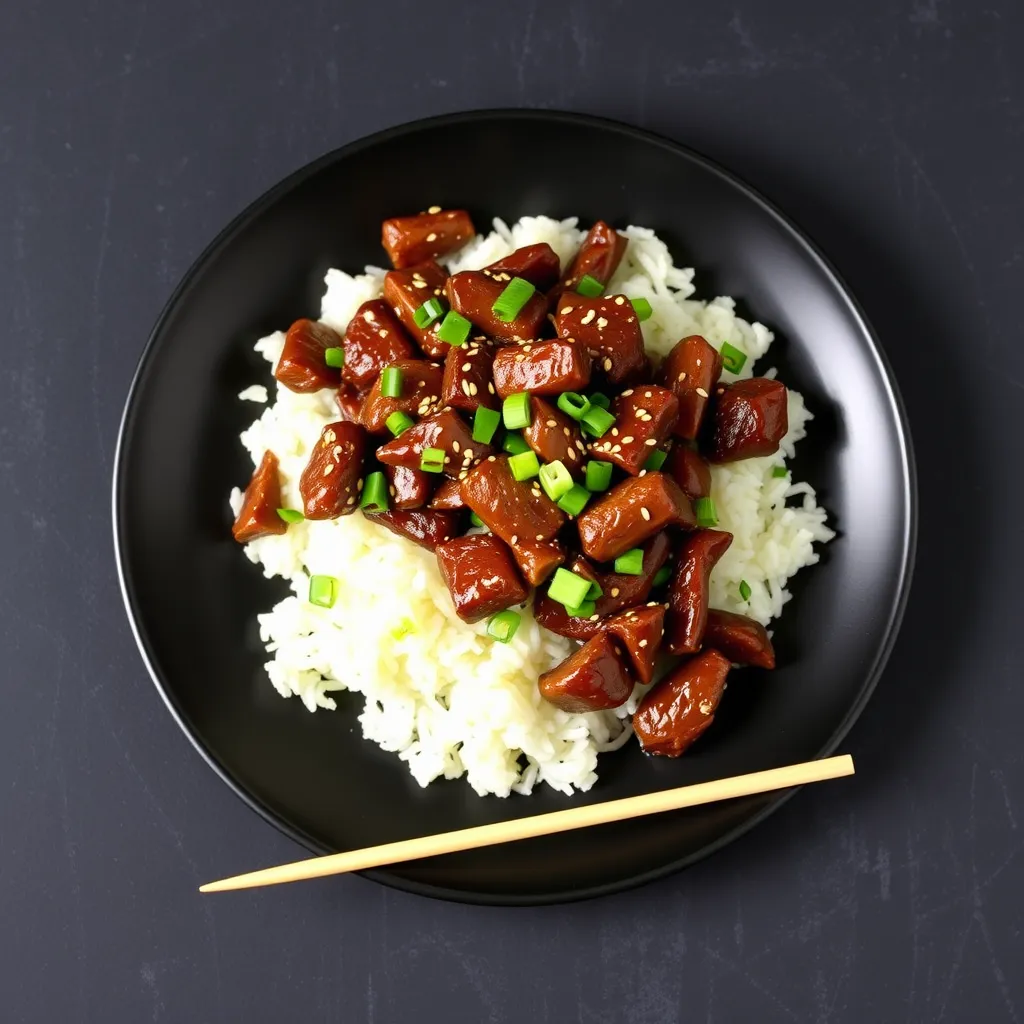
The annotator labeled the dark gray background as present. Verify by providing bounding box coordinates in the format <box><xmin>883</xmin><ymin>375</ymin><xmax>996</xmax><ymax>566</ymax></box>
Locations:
<box><xmin>2</xmin><ymin>0</ymin><xmax>1022</xmax><ymax>1020</ymax></box>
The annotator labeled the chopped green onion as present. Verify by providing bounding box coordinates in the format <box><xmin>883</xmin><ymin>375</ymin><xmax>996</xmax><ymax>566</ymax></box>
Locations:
<box><xmin>575</xmin><ymin>274</ymin><xmax>603</xmax><ymax>298</ymax></box>
<box><xmin>588</xmin><ymin>392</ymin><xmax>610</xmax><ymax>410</ymax></box>
<box><xmin>419</xmin><ymin>447</ymin><xmax>446</xmax><ymax>474</ymax></box>
<box><xmin>502</xmin><ymin>391</ymin><xmax>532</xmax><ymax>430</ymax></box>
<box><xmin>360</xmin><ymin>471</ymin><xmax>389</xmax><ymax>512</ymax></box>
<box><xmin>630</xmin><ymin>297</ymin><xmax>653</xmax><ymax>322</ymax></box>
<box><xmin>386</xmin><ymin>411</ymin><xmax>414</xmax><ymax>436</ymax></box>
<box><xmin>557</xmin><ymin>484</ymin><xmax>590</xmax><ymax>517</ymax></box>
<box><xmin>502</xmin><ymin>431</ymin><xmax>530</xmax><ymax>456</ymax></box>
<box><xmin>470</xmin><ymin>511</ymin><xmax>486</xmax><ymax>528</ymax></box>
<box><xmin>739</xmin><ymin>580</ymin><xmax>752</xmax><ymax>602</ymax></box>
<box><xmin>548</xmin><ymin>568</ymin><xmax>591</xmax><ymax>609</ymax></box>
<box><xmin>565</xmin><ymin>600</ymin><xmax>596</xmax><ymax>619</ymax></box>
<box><xmin>308</xmin><ymin>574</ymin><xmax>338</xmax><ymax>608</ymax></box>
<box><xmin>643</xmin><ymin>449</ymin><xmax>667</xmax><ymax>472</ymax></box>
<box><xmin>487</xmin><ymin>609</ymin><xmax>521</xmax><ymax>643</ymax></box>
<box><xmin>276</xmin><ymin>508</ymin><xmax>304</xmax><ymax>524</ymax></box>
<box><xmin>694</xmin><ymin>496</ymin><xmax>718</xmax><ymax>527</ymax></box>
<box><xmin>538</xmin><ymin>460</ymin><xmax>573</xmax><ymax>501</ymax></box>
<box><xmin>380</xmin><ymin>366</ymin><xmax>403</xmax><ymax>398</ymax></box>
<box><xmin>509</xmin><ymin>449</ymin><xmax>541</xmax><ymax>481</ymax></box>
<box><xmin>772</xmin><ymin>465</ymin><xmax>788</xmax><ymax>478</ymax></box>
<box><xmin>472</xmin><ymin>406</ymin><xmax>501</xmax><ymax>445</ymax></box>
<box><xmin>324</xmin><ymin>347</ymin><xmax>345</xmax><ymax>368</ymax></box>
<box><xmin>585</xmin><ymin>460</ymin><xmax>613</xmax><ymax>492</ymax></box>
<box><xmin>581</xmin><ymin>405</ymin><xmax>616</xmax><ymax>438</ymax></box>
<box><xmin>491</xmin><ymin>277</ymin><xmax>536</xmax><ymax>322</ymax></box>
<box><xmin>720</xmin><ymin>341</ymin><xmax>747</xmax><ymax>374</ymax></box>
<box><xmin>652</xmin><ymin>566</ymin><xmax>672</xmax><ymax>588</ymax></box>
<box><xmin>556</xmin><ymin>392</ymin><xmax>591</xmax><ymax>421</ymax></box>
<box><xmin>413</xmin><ymin>296</ymin><xmax>445</xmax><ymax>329</ymax></box>
<box><xmin>614</xmin><ymin>548</ymin><xmax>644</xmax><ymax>575</ymax></box>
<box><xmin>586</xmin><ymin>579</ymin><xmax>603</xmax><ymax>601</ymax></box>
<box><xmin>436</xmin><ymin>310</ymin><xmax>471</xmax><ymax>346</ymax></box>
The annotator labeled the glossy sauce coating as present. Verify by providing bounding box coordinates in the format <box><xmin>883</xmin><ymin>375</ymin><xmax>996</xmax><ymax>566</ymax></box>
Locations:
<box><xmin>428</xmin><ymin>478</ymin><xmax>467</xmax><ymax>511</ymax></box>
<box><xmin>664</xmin><ymin>445</ymin><xmax>712</xmax><ymax>500</ymax></box>
<box><xmin>375</xmin><ymin>408</ymin><xmax>489</xmax><ymax>479</ymax></box>
<box><xmin>538</xmin><ymin>632</ymin><xmax>634</xmax><ymax>713</ymax></box>
<box><xmin>510</xmin><ymin>537</ymin><xmax>565</xmax><ymax>587</ymax></box>
<box><xmin>492</xmin><ymin>339</ymin><xmax>592</xmax><ymax>399</ymax></box>
<box><xmin>341</xmin><ymin>299</ymin><xmax>416</xmax><ymax>390</ymax></box>
<box><xmin>554</xmin><ymin>295</ymin><xmax>646</xmax><ymax>384</ymax></box>
<box><xmin>446</xmin><ymin>270</ymin><xmax>549</xmax><ymax>342</ymax></box>
<box><xmin>705</xmin><ymin>378</ymin><xmax>788</xmax><ymax>463</ymax></box>
<box><xmin>299</xmin><ymin>421</ymin><xmax>367</xmax><ymax>520</ymax></box>
<box><xmin>372</xmin><ymin>509</ymin><xmax>462</xmax><ymax>552</ymax></box>
<box><xmin>357</xmin><ymin>358</ymin><xmax>443</xmax><ymax>434</ymax></box>
<box><xmin>633</xmin><ymin>649</ymin><xmax>731</xmax><ymax>756</ymax></box>
<box><xmin>441</xmin><ymin>340</ymin><xmax>497</xmax><ymax>412</ymax></box>
<box><xmin>660</xmin><ymin>335</ymin><xmax>722</xmax><ymax>439</ymax></box>
<box><xmin>460</xmin><ymin>456</ymin><xmax>565</xmax><ymax>546</ymax></box>
<box><xmin>334</xmin><ymin>383</ymin><xmax>364</xmax><ymax>423</ymax></box>
<box><xmin>560</xmin><ymin>221</ymin><xmax>627</xmax><ymax>292</ymax></box>
<box><xmin>435</xmin><ymin>533</ymin><xmax>528</xmax><ymax>622</ymax></box>
<box><xmin>232</xmin><ymin>451</ymin><xmax>287</xmax><ymax>543</ymax></box>
<box><xmin>383</xmin><ymin>261</ymin><xmax>451</xmax><ymax>356</ymax></box>
<box><xmin>385</xmin><ymin>464</ymin><xmax>433</xmax><ymax>510</ymax></box>
<box><xmin>594</xmin><ymin>385</ymin><xmax>679</xmax><ymax>475</ymax></box>
<box><xmin>576</xmin><ymin>472</ymin><xmax>695</xmax><ymax>562</ymax></box>
<box><xmin>604</xmin><ymin>603</ymin><xmax>666</xmax><ymax>684</ymax></box>
<box><xmin>665</xmin><ymin>529</ymin><xmax>733</xmax><ymax>655</ymax></box>
<box><xmin>274</xmin><ymin>319</ymin><xmax>343</xmax><ymax>393</ymax></box>
<box><xmin>522</xmin><ymin>397</ymin><xmax>587</xmax><ymax>475</ymax></box>
<box><xmin>381</xmin><ymin>209</ymin><xmax>475</xmax><ymax>269</ymax></box>
<box><xmin>704</xmin><ymin>609</ymin><xmax>776</xmax><ymax>669</ymax></box>
<box><xmin>486</xmin><ymin>243</ymin><xmax>561</xmax><ymax>291</ymax></box>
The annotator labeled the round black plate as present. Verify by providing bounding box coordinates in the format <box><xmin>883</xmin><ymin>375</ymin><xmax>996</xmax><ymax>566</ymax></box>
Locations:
<box><xmin>113</xmin><ymin>110</ymin><xmax>915</xmax><ymax>905</ymax></box>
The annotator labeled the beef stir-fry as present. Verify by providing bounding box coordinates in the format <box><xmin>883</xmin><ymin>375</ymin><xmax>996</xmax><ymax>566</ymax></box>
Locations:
<box><xmin>233</xmin><ymin>210</ymin><xmax>788</xmax><ymax>759</ymax></box>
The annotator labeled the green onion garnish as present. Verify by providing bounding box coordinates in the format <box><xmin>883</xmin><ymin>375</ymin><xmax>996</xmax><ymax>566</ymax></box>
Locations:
<box><xmin>548</xmin><ymin>568</ymin><xmax>591</xmax><ymax>609</ymax></box>
<box><xmin>739</xmin><ymin>580</ymin><xmax>752</xmax><ymax>602</ymax></box>
<box><xmin>413</xmin><ymin>296</ymin><xmax>445</xmax><ymax>329</ymax></box>
<box><xmin>502</xmin><ymin>391</ymin><xmax>532</xmax><ymax>430</ymax></box>
<box><xmin>581</xmin><ymin>405</ymin><xmax>616</xmax><ymax>438</ymax></box>
<box><xmin>652</xmin><ymin>566</ymin><xmax>672</xmax><ymax>588</ymax></box>
<box><xmin>386</xmin><ymin>411</ymin><xmax>414</xmax><ymax>436</ymax></box>
<box><xmin>308</xmin><ymin>574</ymin><xmax>338</xmax><ymax>608</ymax></box>
<box><xmin>575</xmin><ymin>274</ymin><xmax>603</xmax><ymax>298</ymax></box>
<box><xmin>472</xmin><ymin>406</ymin><xmax>501</xmax><ymax>445</ymax></box>
<box><xmin>586</xmin><ymin>579</ymin><xmax>603</xmax><ymax>601</ymax></box>
<box><xmin>324</xmin><ymin>347</ymin><xmax>345</xmax><ymax>368</ymax></box>
<box><xmin>419</xmin><ymin>447</ymin><xmax>446</xmax><ymax>474</ymax></box>
<box><xmin>557</xmin><ymin>484</ymin><xmax>590</xmax><ymax>517</ymax></box>
<box><xmin>556</xmin><ymin>392</ymin><xmax>591</xmax><ymax>421</ymax></box>
<box><xmin>470</xmin><ymin>511</ymin><xmax>486</xmax><ymax>528</ymax></box>
<box><xmin>588</xmin><ymin>392</ymin><xmax>610</xmax><ymax>410</ymax></box>
<box><xmin>502</xmin><ymin>431</ymin><xmax>530</xmax><ymax>456</ymax></box>
<box><xmin>360</xmin><ymin>471</ymin><xmax>390</xmax><ymax>512</ymax></box>
<box><xmin>643</xmin><ymin>449</ymin><xmax>667</xmax><ymax>472</ymax></box>
<box><xmin>276</xmin><ymin>508</ymin><xmax>305</xmax><ymax>524</ymax></box>
<box><xmin>772</xmin><ymin>465</ymin><xmax>788</xmax><ymax>478</ymax></box>
<box><xmin>694</xmin><ymin>496</ymin><xmax>718</xmax><ymax>527</ymax></box>
<box><xmin>565</xmin><ymin>600</ymin><xmax>596</xmax><ymax>619</ymax></box>
<box><xmin>613</xmin><ymin>548</ymin><xmax>644</xmax><ymax>575</ymax></box>
<box><xmin>630</xmin><ymin>297</ymin><xmax>653</xmax><ymax>322</ymax></box>
<box><xmin>487</xmin><ymin>609</ymin><xmax>521</xmax><ymax>643</ymax></box>
<box><xmin>720</xmin><ymin>341</ymin><xmax>747</xmax><ymax>374</ymax></box>
<box><xmin>380</xmin><ymin>366</ymin><xmax>403</xmax><ymax>398</ymax></box>
<box><xmin>491</xmin><ymin>276</ymin><xmax>536</xmax><ymax>322</ymax></box>
<box><xmin>436</xmin><ymin>310</ymin><xmax>471</xmax><ymax>346</ymax></box>
<box><xmin>509</xmin><ymin>449</ymin><xmax>541</xmax><ymax>481</ymax></box>
<box><xmin>585</xmin><ymin>460</ymin><xmax>613</xmax><ymax>492</ymax></box>
<box><xmin>538</xmin><ymin>460</ymin><xmax>573</xmax><ymax>501</ymax></box>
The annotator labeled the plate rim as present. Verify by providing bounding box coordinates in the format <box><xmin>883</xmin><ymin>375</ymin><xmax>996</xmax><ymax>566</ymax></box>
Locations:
<box><xmin>112</xmin><ymin>108</ymin><xmax>918</xmax><ymax>905</ymax></box>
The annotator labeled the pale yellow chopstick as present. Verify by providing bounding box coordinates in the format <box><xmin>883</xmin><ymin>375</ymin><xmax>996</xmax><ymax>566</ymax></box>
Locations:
<box><xmin>199</xmin><ymin>754</ymin><xmax>853</xmax><ymax>893</ymax></box>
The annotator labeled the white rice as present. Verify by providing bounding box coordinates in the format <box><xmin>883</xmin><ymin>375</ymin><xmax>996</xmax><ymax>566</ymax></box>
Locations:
<box><xmin>229</xmin><ymin>216</ymin><xmax>834</xmax><ymax>797</ymax></box>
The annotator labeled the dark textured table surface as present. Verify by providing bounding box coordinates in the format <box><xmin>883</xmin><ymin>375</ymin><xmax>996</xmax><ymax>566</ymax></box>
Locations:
<box><xmin>3</xmin><ymin>1</ymin><xmax>1023</xmax><ymax>1021</ymax></box>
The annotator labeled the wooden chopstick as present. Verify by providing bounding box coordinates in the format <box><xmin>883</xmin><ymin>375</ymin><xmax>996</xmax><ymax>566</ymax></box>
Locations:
<box><xmin>199</xmin><ymin>754</ymin><xmax>853</xmax><ymax>893</ymax></box>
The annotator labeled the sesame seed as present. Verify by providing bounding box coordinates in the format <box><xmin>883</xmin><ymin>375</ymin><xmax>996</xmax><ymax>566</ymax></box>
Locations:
<box><xmin>536</xmin><ymin>534</ymin><xmax>544</xmax><ymax>541</ymax></box>
<box><xmin>696</xmin><ymin>388</ymin><xmax>708</xmax><ymax>398</ymax></box>
<box><xmin>357</xmin><ymin>478</ymin><xmax>364</xmax><ymax>490</ymax></box>
<box><xmin>621</xmin><ymin>390</ymin><xmax>634</xmax><ymax>397</ymax></box>
<box><xmin>515</xmin><ymin>354</ymin><xmax>525</xmax><ymax>362</ymax></box>
<box><xmin>523</xmin><ymin>344</ymin><xmax>532</xmax><ymax>353</ymax></box>
<box><xmin>427</xmin><ymin>205</ymin><xmax>441</xmax><ymax>214</ymax></box>
<box><xmin>560</xmin><ymin>306</ymin><xmax>574</xmax><ymax>315</ymax></box>
<box><xmin>640</xmin><ymin>506</ymin><xmax>651</xmax><ymax>520</ymax></box>
<box><xmin>614</xmin><ymin>296</ymin><xmax>625</xmax><ymax>305</ymax></box>
<box><xmin>596</xmin><ymin>317</ymin><xmax>608</xmax><ymax>329</ymax></box>
<box><xmin>610</xmin><ymin>587</ymin><xmax>620</xmax><ymax>597</ymax></box>
<box><xmin>510</xmin><ymin>534</ymin><xmax>518</xmax><ymax>545</ymax></box>
<box><xmin>627</xmin><ymin>316</ymin><xmax>636</xmax><ymax>323</ymax></box>
<box><xmin>444</xmin><ymin>456</ymin><xmax>451</xmax><ymax>464</ymax></box>
<box><xmin>452</xmin><ymin>440</ymin><xmax>460</xmax><ymax>452</ymax></box>
<box><xmin>581</xmin><ymin>309</ymin><xmax>596</xmax><ymax>325</ymax></box>
<box><xmin>462</xmin><ymin>362</ymin><xmax>472</xmax><ymax>372</ymax></box>
<box><xmin>426</xmin><ymin>232</ymin><xmax>438</xmax><ymax>242</ymax></box>
<box><xmin>644</xmin><ymin>438</ymin><xmax>658</xmax><ymax>446</ymax></box>
<box><xmin>576</xmin><ymin>440</ymin><xmax>585</xmax><ymax>451</ymax></box>
<box><xmin>644</xmin><ymin>391</ymin><xmax>652</xmax><ymax>398</ymax></box>
<box><xmin>611</xmin><ymin>444</ymin><xmax>622</xmax><ymax>453</ymax></box>
<box><xmin>413</xmin><ymin>280</ymin><xmax>427</xmax><ymax>288</ymax></box>
<box><xmin>546</xmin><ymin>419</ymin><xmax>557</xmax><ymax>428</ymax></box>
<box><xmin>488</xmin><ymin>455</ymin><xmax>496</xmax><ymax>462</ymax></box>
<box><xmin>363</xmin><ymin>311</ymin><xmax>376</xmax><ymax>322</ymax></box>
<box><xmin>487</xmin><ymin>383</ymin><xmax>495</xmax><ymax>394</ymax></box>
<box><xmin>566</xmin><ymin>448</ymin><xmax>577</xmax><ymax>461</ymax></box>
<box><xmin>562</xmin><ymin>426</ymin><xmax>571</xmax><ymax>436</ymax></box>
<box><xmin>332</xmin><ymin>444</ymin><xmax>343</xmax><ymax>461</ymax></box>
<box><xmin>611</xmin><ymin>428</ymin><xmax>619</xmax><ymax>437</ymax></box>
<box><xmin>461</xmin><ymin>380</ymin><xmax>471</xmax><ymax>396</ymax></box>
<box><xmin>603</xmin><ymin>357</ymin><xmax>612</xmax><ymax>371</ymax></box>
<box><xmin>699</xmin><ymin>700</ymin><xmax>713</xmax><ymax>715</ymax></box>
<box><xmin>346</xmin><ymin>495</ymin><xmax>355</xmax><ymax>505</ymax></box>
<box><xmin>324</xmin><ymin>429</ymin><xmax>337</xmax><ymax>443</ymax></box>
<box><xmin>389</xmin><ymin>485</ymin><xmax>396</xmax><ymax>497</ymax></box>
<box><xmin>620</xmin><ymin>436</ymin><xmax>634</xmax><ymax>444</ymax></box>
<box><xmin>464</xmin><ymin>448</ymin><xmax>474</xmax><ymax>460</ymax></box>
<box><xmin>639</xmin><ymin>639</ymin><xmax>648</xmax><ymax>648</ymax></box>
<box><xmin>323</xmin><ymin>463</ymin><xmax>334</xmax><ymax>476</ymax></box>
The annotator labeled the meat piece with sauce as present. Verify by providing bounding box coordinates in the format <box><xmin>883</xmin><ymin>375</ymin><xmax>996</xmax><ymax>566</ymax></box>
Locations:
<box><xmin>538</xmin><ymin>632</ymin><xmax>634</xmax><ymax>713</ymax></box>
<box><xmin>485</xmin><ymin>243</ymin><xmax>561</xmax><ymax>291</ymax></box>
<box><xmin>664</xmin><ymin>445</ymin><xmax>712</xmax><ymax>501</ymax></box>
<box><xmin>559</xmin><ymin>221</ymin><xmax>628</xmax><ymax>294</ymax></box>
<box><xmin>492</xmin><ymin>339</ymin><xmax>591</xmax><ymax>399</ymax></box>
<box><xmin>665</xmin><ymin>529</ymin><xmax>733</xmax><ymax>655</ymax></box>
<box><xmin>554</xmin><ymin>295</ymin><xmax>646</xmax><ymax>384</ymax></box>
<box><xmin>375</xmin><ymin>408</ymin><xmax>490</xmax><ymax>480</ymax></box>
<box><xmin>704</xmin><ymin>378</ymin><xmax>788</xmax><ymax>463</ymax></box>
<box><xmin>435</xmin><ymin>534</ymin><xmax>528</xmax><ymax>622</ymax></box>
<box><xmin>232</xmin><ymin>451</ymin><xmax>288</xmax><ymax>543</ymax></box>
<box><xmin>659</xmin><ymin>335</ymin><xmax>722</xmax><ymax>440</ymax></box>
<box><xmin>299</xmin><ymin>421</ymin><xmax>367</xmax><ymax>520</ymax></box>
<box><xmin>446</xmin><ymin>270</ymin><xmax>549</xmax><ymax>343</ymax></box>
<box><xmin>603</xmin><ymin>603</ymin><xmax>666</xmax><ymax>684</ymax></box>
<box><xmin>592</xmin><ymin>385</ymin><xmax>679</xmax><ymax>476</ymax></box>
<box><xmin>381</xmin><ymin>209</ymin><xmax>475</xmax><ymax>269</ymax></box>
<box><xmin>358</xmin><ymin>359</ymin><xmax>444</xmax><ymax>434</ymax></box>
<box><xmin>274</xmin><ymin>319</ymin><xmax>343</xmax><ymax>394</ymax></box>
<box><xmin>341</xmin><ymin>300</ymin><xmax>416</xmax><ymax>391</ymax></box>
<box><xmin>441</xmin><ymin>341</ymin><xmax>497</xmax><ymax>412</ymax></box>
<box><xmin>522</xmin><ymin>397</ymin><xmax>587</xmax><ymax>476</ymax></box>
<box><xmin>383</xmin><ymin>261</ymin><xmax>451</xmax><ymax>357</ymax></box>
<box><xmin>704</xmin><ymin>609</ymin><xmax>776</xmax><ymax>669</ymax></box>
<box><xmin>372</xmin><ymin>509</ymin><xmax>463</xmax><ymax>552</ymax></box>
<box><xmin>460</xmin><ymin>456</ymin><xmax>565</xmax><ymax>546</ymax></box>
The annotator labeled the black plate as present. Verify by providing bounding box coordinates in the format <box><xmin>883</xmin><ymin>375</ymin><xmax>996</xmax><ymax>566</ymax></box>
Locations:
<box><xmin>113</xmin><ymin>110</ymin><xmax>915</xmax><ymax>905</ymax></box>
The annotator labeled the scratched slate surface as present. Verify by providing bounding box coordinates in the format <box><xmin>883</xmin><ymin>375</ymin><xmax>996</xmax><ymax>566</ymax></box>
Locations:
<box><xmin>2</xmin><ymin>0</ymin><xmax>1023</xmax><ymax>1020</ymax></box>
